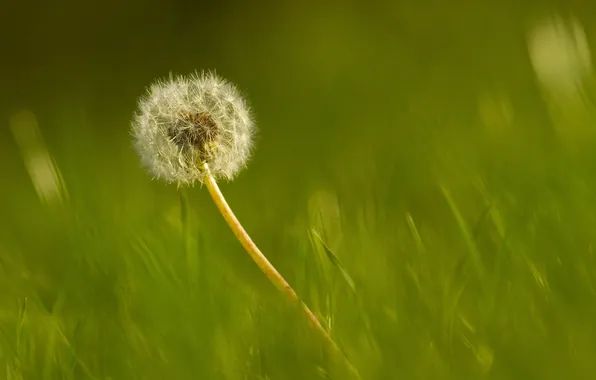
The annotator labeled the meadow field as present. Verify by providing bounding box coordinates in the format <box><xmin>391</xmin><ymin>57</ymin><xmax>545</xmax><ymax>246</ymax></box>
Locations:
<box><xmin>2</xmin><ymin>1</ymin><xmax>596</xmax><ymax>379</ymax></box>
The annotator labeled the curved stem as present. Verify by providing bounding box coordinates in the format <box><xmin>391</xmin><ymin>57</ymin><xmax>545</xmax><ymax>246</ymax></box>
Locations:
<box><xmin>202</xmin><ymin>164</ymin><xmax>359</xmax><ymax>379</ymax></box>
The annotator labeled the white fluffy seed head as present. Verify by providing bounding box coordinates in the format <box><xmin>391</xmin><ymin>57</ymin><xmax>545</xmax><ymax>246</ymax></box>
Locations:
<box><xmin>131</xmin><ymin>70</ymin><xmax>256</xmax><ymax>186</ymax></box>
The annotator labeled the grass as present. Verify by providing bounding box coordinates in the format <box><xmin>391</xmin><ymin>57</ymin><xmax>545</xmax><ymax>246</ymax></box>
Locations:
<box><xmin>3</xmin><ymin>105</ymin><xmax>596</xmax><ymax>379</ymax></box>
<box><xmin>3</xmin><ymin>7</ymin><xmax>596</xmax><ymax>377</ymax></box>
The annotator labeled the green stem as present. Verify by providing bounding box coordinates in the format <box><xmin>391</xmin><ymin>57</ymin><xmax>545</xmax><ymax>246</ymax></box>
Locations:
<box><xmin>202</xmin><ymin>163</ymin><xmax>360</xmax><ymax>379</ymax></box>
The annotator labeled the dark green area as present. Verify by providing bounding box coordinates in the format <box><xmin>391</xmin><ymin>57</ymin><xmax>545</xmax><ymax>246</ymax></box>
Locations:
<box><xmin>2</xmin><ymin>1</ymin><xmax>596</xmax><ymax>379</ymax></box>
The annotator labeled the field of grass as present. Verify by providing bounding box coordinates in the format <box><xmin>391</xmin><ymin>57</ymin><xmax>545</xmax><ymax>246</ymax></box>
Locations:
<box><xmin>3</xmin><ymin>2</ymin><xmax>596</xmax><ymax>379</ymax></box>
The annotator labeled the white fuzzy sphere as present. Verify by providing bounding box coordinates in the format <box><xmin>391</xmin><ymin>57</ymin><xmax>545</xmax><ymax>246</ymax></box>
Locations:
<box><xmin>132</xmin><ymin>71</ymin><xmax>255</xmax><ymax>185</ymax></box>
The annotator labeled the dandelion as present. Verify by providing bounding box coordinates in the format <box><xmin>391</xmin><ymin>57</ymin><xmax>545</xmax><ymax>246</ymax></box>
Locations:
<box><xmin>132</xmin><ymin>71</ymin><xmax>254</xmax><ymax>186</ymax></box>
<box><xmin>131</xmin><ymin>71</ymin><xmax>359</xmax><ymax>378</ymax></box>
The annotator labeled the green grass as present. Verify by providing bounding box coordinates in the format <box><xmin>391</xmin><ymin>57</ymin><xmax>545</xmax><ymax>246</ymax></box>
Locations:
<box><xmin>3</xmin><ymin>4</ymin><xmax>596</xmax><ymax>379</ymax></box>
<box><xmin>4</xmin><ymin>100</ymin><xmax>596</xmax><ymax>379</ymax></box>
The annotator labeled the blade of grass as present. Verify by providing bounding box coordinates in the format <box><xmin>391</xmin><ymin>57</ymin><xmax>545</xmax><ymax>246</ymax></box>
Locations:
<box><xmin>440</xmin><ymin>184</ymin><xmax>486</xmax><ymax>280</ymax></box>
<box><xmin>310</xmin><ymin>228</ymin><xmax>356</xmax><ymax>293</ymax></box>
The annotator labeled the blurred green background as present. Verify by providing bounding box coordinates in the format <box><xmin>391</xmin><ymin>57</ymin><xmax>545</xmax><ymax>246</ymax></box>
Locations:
<box><xmin>3</xmin><ymin>0</ymin><xmax>596</xmax><ymax>379</ymax></box>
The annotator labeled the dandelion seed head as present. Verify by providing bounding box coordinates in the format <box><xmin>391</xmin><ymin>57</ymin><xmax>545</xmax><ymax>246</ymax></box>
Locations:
<box><xmin>131</xmin><ymin>70</ymin><xmax>255</xmax><ymax>185</ymax></box>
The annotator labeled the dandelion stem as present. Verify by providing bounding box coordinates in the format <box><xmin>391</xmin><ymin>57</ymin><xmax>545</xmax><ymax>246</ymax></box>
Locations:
<box><xmin>202</xmin><ymin>163</ymin><xmax>360</xmax><ymax>379</ymax></box>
